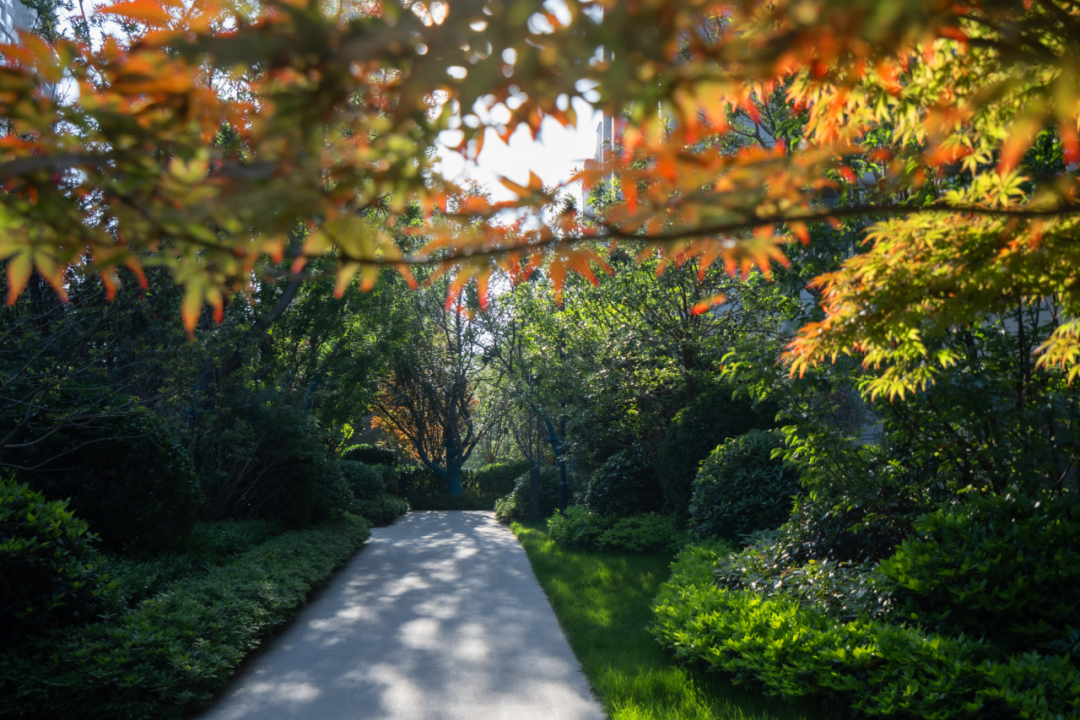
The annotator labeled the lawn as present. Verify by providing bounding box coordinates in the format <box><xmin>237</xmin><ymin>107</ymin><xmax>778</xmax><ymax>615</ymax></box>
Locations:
<box><xmin>510</xmin><ymin>522</ymin><xmax>846</xmax><ymax>720</ymax></box>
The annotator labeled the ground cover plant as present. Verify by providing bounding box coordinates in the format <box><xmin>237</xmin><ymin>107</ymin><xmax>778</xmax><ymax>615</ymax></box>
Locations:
<box><xmin>511</xmin><ymin>522</ymin><xmax>843</xmax><ymax>720</ymax></box>
<box><xmin>0</xmin><ymin>514</ymin><xmax>372</xmax><ymax>720</ymax></box>
<box><xmin>651</xmin><ymin>543</ymin><xmax>1080</xmax><ymax>720</ymax></box>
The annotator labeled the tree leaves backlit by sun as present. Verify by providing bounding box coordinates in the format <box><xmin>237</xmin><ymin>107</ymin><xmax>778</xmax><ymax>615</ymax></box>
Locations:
<box><xmin>4</xmin><ymin>0</ymin><xmax>1080</xmax><ymax>393</ymax></box>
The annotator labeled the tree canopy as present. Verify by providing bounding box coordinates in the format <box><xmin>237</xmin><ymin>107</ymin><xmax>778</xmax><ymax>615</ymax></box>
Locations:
<box><xmin>3</xmin><ymin>0</ymin><xmax>1080</xmax><ymax>394</ymax></box>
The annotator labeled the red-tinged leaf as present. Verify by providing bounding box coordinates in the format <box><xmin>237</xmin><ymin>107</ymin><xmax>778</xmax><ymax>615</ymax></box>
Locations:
<box><xmin>624</xmin><ymin>180</ymin><xmax>638</xmax><ymax>214</ymax></box>
<box><xmin>34</xmin><ymin>254</ymin><xmax>68</xmax><ymax>303</ymax></box>
<box><xmin>550</xmin><ymin>258</ymin><xmax>567</xmax><ymax>306</ymax></box>
<box><xmin>1061</xmin><ymin>122</ymin><xmax>1080</xmax><ymax>166</ymax></box>
<box><xmin>444</xmin><ymin>266</ymin><xmax>474</xmax><ymax>310</ymax></box>
<box><xmin>790</xmin><ymin>221</ymin><xmax>810</xmax><ymax>244</ymax></box>
<box><xmin>691</xmin><ymin>294</ymin><xmax>726</xmax><ymax>315</ymax></box>
<box><xmin>840</xmin><ymin>166</ymin><xmax>857</xmax><ymax>183</ymax></box>
<box><xmin>125</xmin><ymin>257</ymin><xmax>148</xmax><ymax>290</ymax></box>
<box><xmin>6</xmin><ymin>252</ymin><xmax>31</xmax><ymax>305</ymax></box>
<box><xmin>999</xmin><ymin>115</ymin><xmax>1041</xmax><ymax>174</ymax></box>
<box><xmin>396</xmin><ymin>264</ymin><xmax>419</xmax><ymax>290</ymax></box>
<box><xmin>99</xmin><ymin>0</ymin><xmax>175</xmax><ymax>25</ymax></box>
<box><xmin>868</xmin><ymin>148</ymin><xmax>893</xmax><ymax>163</ymax></box>
<box><xmin>528</xmin><ymin>171</ymin><xmax>543</xmax><ymax>191</ymax></box>
<box><xmin>697</xmin><ymin>242</ymin><xmax>722</xmax><ymax>281</ymax></box>
<box><xmin>499</xmin><ymin>175</ymin><xmax>531</xmax><ymax>197</ymax></box>
<box><xmin>476</xmin><ymin>269</ymin><xmax>490</xmax><ymax>310</ymax></box>
<box><xmin>334</xmin><ymin>263</ymin><xmax>360</xmax><ymax>297</ymax></box>
<box><xmin>566</xmin><ymin>252</ymin><xmax>598</xmax><ymax>286</ymax></box>
<box><xmin>291</xmin><ymin>256</ymin><xmax>308</xmax><ymax>275</ymax></box>
<box><xmin>181</xmin><ymin>284</ymin><xmax>202</xmax><ymax>338</ymax></box>
<box><xmin>100</xmin><ymin>271</ymin><xmax>117</xmax><ymax>302</ymax></box>
<box><xmin>360</xmin><ymin>264</ymin><xmax>379</xmax><ymax>292</ymax></box>
<box><xmin>926</xmin><ymin>144</ymin><xmax>971</xmax><ymax>167</ymax></box>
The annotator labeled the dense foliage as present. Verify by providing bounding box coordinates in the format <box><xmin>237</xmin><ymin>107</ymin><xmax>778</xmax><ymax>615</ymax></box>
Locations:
<box><xmin>14</xmin><ymin>411</ymin><xmax>202</xmax><ymax>551</ymax></box>
<box><xmin>657</xmin><ymin>384</ymin><xmax>774</xmax><ymax>515</ymax></box>
<box><xmin>494</xmin><ymin>466</ymin><xmax>566</xmax><ymax>523</ymax></box>
<box><xmin>689</xmin><ymin>430</ymin><xmax>801</xmax><ymax>542</ymax></box>
<box><xmin>879</xmin><ymin>493</ymin><xmax>1080</xmax><ymax>656</ymax></box>
<box><xmin>584</xmin><ymin>447</ymin><xmax>664</xmax><ymax>519</ymax></box>
<box><xmin>0</xmin><ymin>515</ymin><xmax>372</xmax><ymax>720</ymax></box>
<box><xmin>547</xmin><ymin>507</ymin><xmax>687</xmax><ymax>554</ymax></box>
<box><xmin>651</xmin><ymin>544</ymin><xmax>1080</xmax><ymax>720</ymax></box>
<box><xmin>0</xmin><ymin>478</ymin><xmax>109</xmax><ymax>645</ymax></box>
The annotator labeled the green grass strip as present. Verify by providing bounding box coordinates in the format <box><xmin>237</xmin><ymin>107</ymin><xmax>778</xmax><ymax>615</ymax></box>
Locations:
<box><xmin>510</xmin><ymin>521</ymin><xmax>845</xmax><ymax>720</ymax></box>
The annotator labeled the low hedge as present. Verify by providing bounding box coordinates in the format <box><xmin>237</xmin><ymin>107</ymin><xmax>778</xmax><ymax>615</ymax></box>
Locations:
<box><xmin>547</xmin><ymin>506</ymin><xmax>688</xmax><ymax>554</ymax></box>
<box><xmin>494</xmin><ymin>466</ymin><xmax>562</xmax><ymax>522</ymax></box>
<box><xmin>351</xmin><ymin>495</ymin><xmax>409</xmax><ymax>526</ymax></box>
<box><xmin>0</xmin><ymin>514</ymin><xmax>372</xmax><ymax>720</ymax></box>
<box><xmin>650</xmin><ymin>544</ymin><xmax>1080</xmax><ymax>720</ymax></box>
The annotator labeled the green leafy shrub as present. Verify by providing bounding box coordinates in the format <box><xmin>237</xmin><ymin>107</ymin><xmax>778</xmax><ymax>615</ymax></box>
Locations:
<box><xmin>341</xmin><ymin>443</ymin><xmax>398</xmax><ymax>466</ymax></box>
<box><xmin>651</xmin><ymin>544</ymin><xmax>1080</xmax><ymax>720</ymax></box>
<box><xmin>547</xmin><ymin>505</ymin><xmax>616</xmax><ymax>547</ymax></box>
<box><xmin>0</xmin><ymin>478</ymin><xmax>109</xmax><ymax>645</ymax></box>
<box><xmin>0</xmin><ymin>514</ymin><xmax>373</xmax><ymax>720</ymax></box>
<box><xmin>100</xmin><ymin>519</ymin><xmax>286</xmax><ymax>611</ymax></box>
<box><xmin>465</xmin><ymin>459</ymin><xmax>531</xmax><ymax>495</ymax></box>
<box><xmin>689</xmin><ymin>430</ymin><xmax>800</xmax><ymax>541</ymax></box>
<box><xmin>350</xmin><ymin>495</ymin><xmax>409</xmax><ymax>526</ymax></box>
<box><xmin>547</xmin><ymin>506</ymin><xmax>687</xmax><ymax>553</ymax></box>
<box><xmin>713</xmin><ymin>531</ymin><xmax>898</xmax><ymax>622</ymax></box>
<box><xmin>585</xmin><ymin>448</ymin><xmax>663</xmax><ymax>518</ymax></box>
<box><xmin>340</xmin><ymin>461</ymin><xmax>392</xmax><ymax>502</ymax></box>
<box><xmin>195</xmin><ymin>395</ymin><xmax>352</xmax><ymax>529</ymax></box>
<box><xmin>16</xmin><ymin>410</ymin><xmax>203</xmax><ymax>551</ymax></box>
<box><xmin>494</xmin><ymin>466</ymin><xmax>562</xmax><ymax>522</ymax></box>
<box><xmin>657</xmin><ymin>384</ymin><xmax>774</xmax><ymax>515</ymax></box>
<box><xmin>879</xmin><ymin>492</ymin><xmax>1080</xmax><ymax>653</ymax></box>
<box><xmin>395</xmin><ymin>465</ymin><xmax>445</xmax><ymax>496</ymax></box>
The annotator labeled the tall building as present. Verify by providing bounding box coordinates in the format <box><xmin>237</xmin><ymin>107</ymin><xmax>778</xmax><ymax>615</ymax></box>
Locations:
<box><xmin>0</xmin><ymin>0</ymin><xmax>37</xmax><ymax>44</ymax></box>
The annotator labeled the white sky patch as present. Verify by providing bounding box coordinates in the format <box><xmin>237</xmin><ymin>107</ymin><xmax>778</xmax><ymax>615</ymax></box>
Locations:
<box><xmin>435</xmin><ymin>95</ymin><xmax>599</xmax><ymax>202</ymax></box>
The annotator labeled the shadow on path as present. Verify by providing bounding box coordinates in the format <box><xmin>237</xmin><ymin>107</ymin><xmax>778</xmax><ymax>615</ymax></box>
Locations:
<box><xmin>195</xmin><ymin>511</ymin><xmax>606</xmax><ymax>720</ymax></box>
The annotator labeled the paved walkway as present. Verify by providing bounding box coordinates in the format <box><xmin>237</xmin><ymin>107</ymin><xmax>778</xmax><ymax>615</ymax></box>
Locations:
<box><xmin>196</xmin><ymin>511</ymin><xmax>606</xmax><ymax>720</ymax></box>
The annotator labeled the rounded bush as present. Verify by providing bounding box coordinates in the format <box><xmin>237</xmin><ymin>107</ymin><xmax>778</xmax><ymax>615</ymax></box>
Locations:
<box><xmin>18</xmin><ymin>409</ymin><xmax>203</xmax><ymax>551</ymax></box>
<box><xmin>0</xmin><ymin>477</ymin><xmax>107</xmax><ymax>644</ymax></box>
<box><xmin>689</xmin><ymin>430</ymin><xmax>800</xmax><ymax>541</ymax></box>
<box><xmin>340</xmin><ymin>461</ymin><xmax>393</xmax><ymax>502</ymax></box>
<box><xmin>657</xmin><ymin>384</ymin><xmax>775</xmax><ymax>515</ymax></box>
<box><xmin>585</xmin><ymin>447</ymin><xmax>664</xmax><ymax>518</ymax></box>
<box><xmin>350</xmin><ymin>495</ymin><xmax>409</xmax><ymax>526</ymax></box>
<box><xmin>465</xmin><ymin>460</ymin><xmax>531</xmax><ymax>495</ymax></box>
<box><xmin>879</xmin><ymin>492</ymin><xmax>1080</xmax><ymax>653</ymax></box>
<box><xmin>494</xmin><ymin>466</ymin><xmax>562</xmax><ymax>523</ymax></box>
<box><xmin>342</xmin><ymin>444</ymin><xmax>398</xmax><ymax>466</ymax></box>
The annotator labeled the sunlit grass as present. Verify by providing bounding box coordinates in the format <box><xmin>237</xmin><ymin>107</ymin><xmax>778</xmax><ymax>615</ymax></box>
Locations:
<box><xmin>510</xmin><ymin>522</ymin><xmax>846</xmax><ymax>720</ymax></box>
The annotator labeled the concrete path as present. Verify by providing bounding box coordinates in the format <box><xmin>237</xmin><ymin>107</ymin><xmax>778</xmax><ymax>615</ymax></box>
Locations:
<box><xmin>196</xmin><ymin>511</ymin><xmax>606</xmax><ymax>720</ymax></box>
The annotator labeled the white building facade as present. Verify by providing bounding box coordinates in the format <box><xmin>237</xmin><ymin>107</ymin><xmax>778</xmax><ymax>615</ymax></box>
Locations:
<box><xmin>1</xmin><ymin>0</ymin><xmax>38</xmax><ymax>43</ymax></box>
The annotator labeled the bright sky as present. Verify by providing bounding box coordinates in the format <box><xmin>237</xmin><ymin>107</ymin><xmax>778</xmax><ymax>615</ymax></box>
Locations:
<box><xmin>434</xmin><ymin>96</ymin><xmax>600</xmax><ymax>203</ymax></box>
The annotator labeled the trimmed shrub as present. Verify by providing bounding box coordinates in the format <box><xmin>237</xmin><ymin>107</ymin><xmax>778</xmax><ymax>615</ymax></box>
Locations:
<box><xmin>0</xmin><ymin>514</ymin><xmax>373</xmax><ymax>720</ymax></box>
<box><xmin>340</xmin><ymin>461</ymin><xmax>393</xmax><ymax>502</ymax></box>
<box><xmin>350</xmin><ymin>495</ymin><xmax>409</xmax><ymax>526</ymax></box>
<box><xmin>494</xmin><ymin>466</ymin><xmax>561</xmax><ymax>523</ymax></box>
<box><xmin>341</xmin><ymin>443</ymin><xmax>398</xmax><ymax>466</ymax></box>
<box><xmin>465</xmin><ymin>459</ymin><xmax>531</xmax><ymax>495</ymax></box>
<box><xmin>395</xmin><ymin>465</ymin><xmax>445</xmax><ymax>496</ymax></box>
<box><xmin>408</xmin><ymin>491</ymin><xmax>502</xmax><ymax>511</ymax></box>
<box><xmin>651</xmin><ymin>544</ymin><xmax>1080</xmax><ymax>720</ymax></box>
<box><xmin>879</xmin><ymin>492</ymin><xmax>1080</xmax><ymax>654</ymax></box>
<box><xmin>657</xmin><ymin>384</ymin><xmax>774</xmax><ymax>514</ymax></box>
<box><xmin>584</xmin><ymin>447</ymin><xmax>663</xmax><ymax>518</ymax></box>
<box><xmin>0</xmin><ymin>478</ymin><xmax>109</xmax><ymax>645</ymax></box>
<box><xmin>16</xmin><ymin>410</ymin><xmax>203</xmax><ymax>551</ymax></box>
<box><xmin>689</xmin><ymin>430</ymin><xmax>800</xmax><ymax>541</ymax></box>
<box><xmin>547</xmin><ymin>506</ymin><xmax>687</xmax><ymax>553</ymax></box>
<box><xmin>547</xmin><ymin>505</ymin><xmax>616</xmax><ymax>547</ymax></box>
